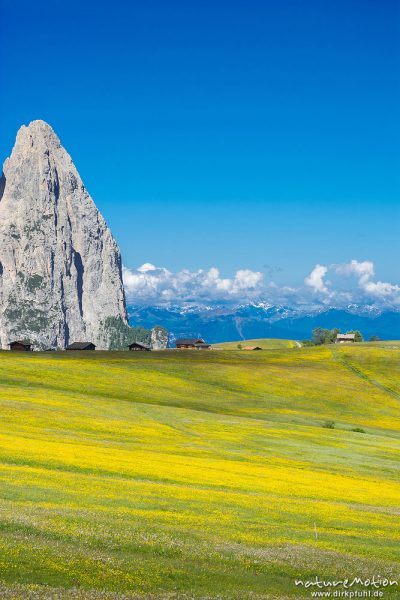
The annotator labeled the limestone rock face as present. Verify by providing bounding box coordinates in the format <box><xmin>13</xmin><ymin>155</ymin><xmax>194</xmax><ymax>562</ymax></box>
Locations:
<box><xmin>150</xmin><ymin>326</ymin><xmax>168</xmax><ymax>350</ymax></box>
<box><xmin>0</xmin><ymin>120</ymin><xmax>128</xmax><ymax>349</ymax></box>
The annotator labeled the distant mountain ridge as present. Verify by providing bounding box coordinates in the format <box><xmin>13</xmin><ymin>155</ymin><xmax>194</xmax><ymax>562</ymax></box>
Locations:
<box><xmin>128</xmin><ymin>303</ymin><xmax>400</xmax><ymax>344</ymax></box>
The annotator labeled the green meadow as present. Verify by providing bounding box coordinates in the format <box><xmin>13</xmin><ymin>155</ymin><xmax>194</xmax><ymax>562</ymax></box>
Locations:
<box><xmin>213</xmin><ymin>338</ymin><xmax>298</xmax><ymax>349</ymax></box>
<box><xmin>0</xmin><ymin>343</ymin><xmax>399</xmax><ymax>599</ymax></box>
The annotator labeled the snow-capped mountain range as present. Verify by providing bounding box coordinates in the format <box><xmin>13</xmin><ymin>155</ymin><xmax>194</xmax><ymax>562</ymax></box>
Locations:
<box><xmin>128</xmin><ymin>302</ymin><xmax>400</xmax><ymax>344</ymax></box>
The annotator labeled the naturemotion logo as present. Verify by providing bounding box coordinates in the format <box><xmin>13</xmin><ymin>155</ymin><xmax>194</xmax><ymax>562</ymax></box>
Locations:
<box><xmin>294</xmin><ymin>575</ymin><xmax>398</xmax><ymax>598</ymax></box>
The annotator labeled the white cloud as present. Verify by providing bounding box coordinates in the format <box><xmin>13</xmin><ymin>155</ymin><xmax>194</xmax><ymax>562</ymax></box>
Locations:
<box><xmin>123</xmin><ymin>264</ymin><xmax>264</xmax><ymax>304</ymax></box>
<box><xmin>363</xmin><ymin>280</ymin><xmax>400</xmax><ymax>297</ymax></box>
<box><xmin>334</xmin><ymin>259</ymin><xmax>374</xmax><ymax>284</ymax></box>
<box><xmin>304</xmin><ymin>264</ymin><xmax>329</xmax><ymax>293</ymax></box>
<box><xmin>123</xmin><ymin>259</ymin><xmax>400</xmax><ymax>308</ymax></box>
<box><xmin>333</xmin><ymin>259</ymin><xmax>400</xmax><ymax>298</ymax></box>
<box><xmin>138</xmin><ymin>262</ymin><xmax>159</xmax><ymax>273</ymax></box>
<box><xmin>235</xmin><ymin>269</ymin><xmax>264</xmax><ymax>289</ymax></box>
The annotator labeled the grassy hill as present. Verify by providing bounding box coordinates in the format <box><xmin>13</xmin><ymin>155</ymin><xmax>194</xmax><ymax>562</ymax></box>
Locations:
<box><xmin>0</xmin><ymin>344</ymin><xmax>399</xmax><ymax>598</ymax></box>
<box><xmin>214</xmin><ymin>337</ymin><xmax>298</xmax><ymax>349</ymax></box>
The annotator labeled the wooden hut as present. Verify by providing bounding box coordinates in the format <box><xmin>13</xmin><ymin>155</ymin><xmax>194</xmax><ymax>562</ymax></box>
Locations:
<box><xmin>176</xmin><ymin>338</ymin><xmax>210</xmax><ymax>349</ymax></box>
<box><xmin>194</xmin><ymin>342</ymin><xmax>211</xmax><ymax>350</ymax></box>
<box><xmin>335</xmin><ymin>334</ymin><xmax>355</xmax><ymax>344</ymax></box>
<box><xmin>9</xmin><ymin>340</ymin><xmax>32</xmax><ymax>352</ymax></box>
<box><xmin>128</xmin><ymin>342</ymin><xmax>150</xmax><ymax>351</ymax></box>
<box><xmin>66</xmin><ymin>342</ymin><xmax>96</xmax><ymax>351</ymax></box>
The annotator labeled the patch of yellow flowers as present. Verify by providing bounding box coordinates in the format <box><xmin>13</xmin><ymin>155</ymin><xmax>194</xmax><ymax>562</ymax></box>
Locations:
<box><xmin>0</xmin><ymin>346</ymin><xmax>398</xmax><ymax>596</ymax></box>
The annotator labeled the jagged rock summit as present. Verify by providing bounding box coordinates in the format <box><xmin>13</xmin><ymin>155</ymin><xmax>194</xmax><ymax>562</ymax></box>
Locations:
<box><xmin>150</xmin><ymin>326</ymin><xmax>168</xmax><ymax>350</ymax></box>
<box><xmin>0</xmin><ymin>120</ymin><xmax>128</xmax><ymax>349</ymax></box>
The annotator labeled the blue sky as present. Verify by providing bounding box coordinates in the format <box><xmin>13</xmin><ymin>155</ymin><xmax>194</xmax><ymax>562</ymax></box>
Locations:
<box><xmin>1</xmin><ymin>0</ymin><xmax>399</xmax><ymax>304</ymax></box>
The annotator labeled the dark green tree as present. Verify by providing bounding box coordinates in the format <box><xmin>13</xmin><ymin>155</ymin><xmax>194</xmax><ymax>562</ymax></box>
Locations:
<box><xmin>347</xmin><ymin>330</ymin><xmax>363</xmax><ymax>342</ymax></box>
<box><xmin>327</xmin><ymin>328</ymin><xmax>341</xmax><ymax>343</ymax></box>
<box><xmin>312</xmin><ymin>328</ymin><xmax>341</xmax><ymax>345</ymax></box>
<box><xmin>312</xmin><ymin>328</ymin><xmax>326</xmax><ymax>345</ymax></box>
<box><xmin>100</xmin><ymin>317</ymin><xmax>152</xmax><ymax>350</ymax></box>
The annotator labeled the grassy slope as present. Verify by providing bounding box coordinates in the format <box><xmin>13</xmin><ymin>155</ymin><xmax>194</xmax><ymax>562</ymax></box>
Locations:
<box><xmin>0</xmin><ymin>345</ymin><xmax>399</xmax><ymax>599</ymax></box>
<box><xmin>214</xmin><ymin>338</ymin><xmax>297</xmax><ymax>349</ymax></box>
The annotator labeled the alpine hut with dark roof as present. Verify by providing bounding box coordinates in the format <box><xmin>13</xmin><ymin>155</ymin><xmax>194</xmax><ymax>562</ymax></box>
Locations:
<box><xmin>243</xmin><ymin>345</ymin><xmax>263</xmax><ymax>350</ymax></box>
<box><xmin>66</xmin><ymin>342</ymin><xmax>96</xmax><ymax>351</ymax></box>
<box><xmin>128</xmin><ymin>342</ymin><xmax>151</xmax><ymax>351</ymax></box>
<box><xmin>9</xmin><ymin>340</ymin><xmax>32</xmax><ymax>352</ymax></box>
<box><xmin>175</xmin><ymin>338</ymin><xmax>210</xmax><ymax>349</ymax></box>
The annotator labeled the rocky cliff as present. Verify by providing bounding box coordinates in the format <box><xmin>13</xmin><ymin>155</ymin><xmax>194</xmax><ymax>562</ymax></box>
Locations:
<box><xmin>0</xmin><ymin>120</ymin><xmax>128</xmax><ymax>349</ymax></box>
<box><xmin>150</xmin><ymin>326</ymin><xmax>168</xmax><ymax>350</ymax></box>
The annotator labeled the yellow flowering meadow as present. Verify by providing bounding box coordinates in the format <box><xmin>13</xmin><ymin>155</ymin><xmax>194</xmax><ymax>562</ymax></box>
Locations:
<box><xmin>0</xmin><ymin>343</ymin><xmax>398</xmax><ymax>599</ymax></box>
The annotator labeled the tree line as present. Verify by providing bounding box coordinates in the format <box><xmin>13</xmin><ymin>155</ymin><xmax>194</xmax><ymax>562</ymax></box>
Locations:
<box><xmin>302</xmin><ymin>328</ymin><xmax>381</xmax><ymax>346</ymax></box>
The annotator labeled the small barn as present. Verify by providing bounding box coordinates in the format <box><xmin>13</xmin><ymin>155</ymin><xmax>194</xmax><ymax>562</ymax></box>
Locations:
<box><xmin>243</xmin><ymin>346</ymin><xmax>263</xmax><ymax>350</ymax></box>
<box><xmin>66</xmin><ymin>342</ymin><xmax>96</xmax><ymax>351</ymax></box>
<box><xmin>128</xmin><ymin>342</ymin><xmax>150</xmax><ymax>351</ymax></box>
<box><xmin>176</xmin><ymin>338</ymin><xmax>210</xmax><ymax>349</ymax></box>
<box><xmin>9</xmin><ymin>340</ymin><xmax>32</xmax><ymax>352</ymax></box>
<box><xmin>336</xmin><ymin>334</ymin><xmax>356</xmax><ymax>344</ymax></box>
